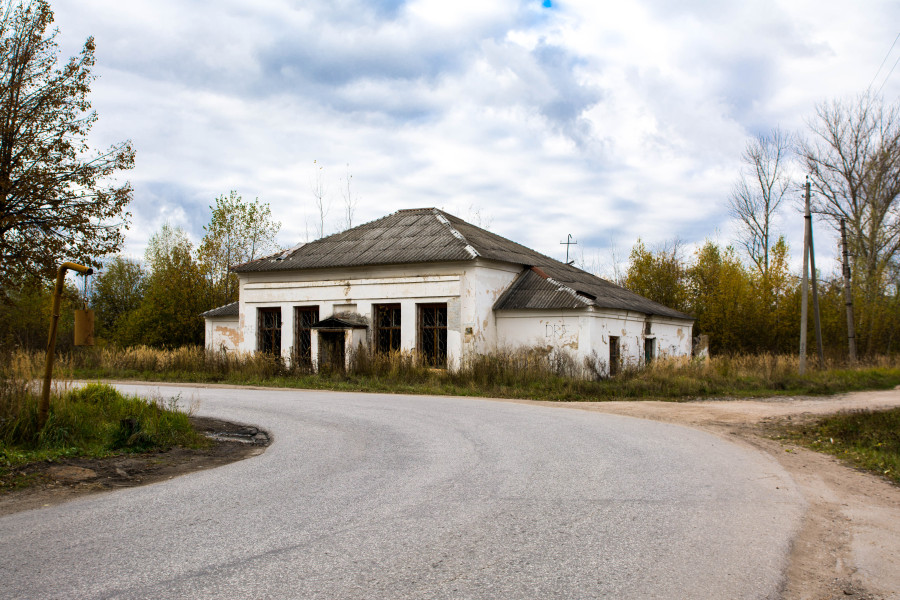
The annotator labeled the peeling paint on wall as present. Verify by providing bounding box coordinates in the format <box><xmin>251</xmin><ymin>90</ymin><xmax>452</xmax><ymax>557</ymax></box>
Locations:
<box><xmin>218</xmin><ymin>325</ymin><xmax>242</xmax><ymax>347</ymax></box>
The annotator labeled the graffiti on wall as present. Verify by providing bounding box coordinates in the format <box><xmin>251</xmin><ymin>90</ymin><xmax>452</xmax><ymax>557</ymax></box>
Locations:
<box><xmin>544</xmin><ymin>322</ymin><xmax>567</xmax><ymax>339</ymax></box>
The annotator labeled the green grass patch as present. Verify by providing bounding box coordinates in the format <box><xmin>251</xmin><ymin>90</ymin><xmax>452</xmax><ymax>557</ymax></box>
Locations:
<box><xmin>1</xmin><ymin>382</ymin><xmax>207</xmax><ymax>488</ymax></box>
<box><xmin>777</xmin><ymin>408</ymin><xmax>900</xmax><ymax>485</ymax></box>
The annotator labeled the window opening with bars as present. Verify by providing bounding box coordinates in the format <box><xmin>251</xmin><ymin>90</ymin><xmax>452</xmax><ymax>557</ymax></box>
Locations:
<box><xmin>258</xmin><ymin>307</ymin><xmax>282</xmax><ymax>355</ymax></box>
<box><xmin>418</xmin><ymin>303</ymin><xmax>447</xmax><ymax>367</ymax></box>
<box><xmin>375</xmin><ymin>304</ymin><xmax>401</xmax><ymax>353</ymax></box>
<box><xmin>294</xmin><ymin>306</ymin><xmax>319</xmax><ymax>366</ymax></box>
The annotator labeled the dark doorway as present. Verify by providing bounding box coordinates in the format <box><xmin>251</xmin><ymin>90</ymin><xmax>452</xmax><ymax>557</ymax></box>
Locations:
<box><xmin>318</xmin><ymin>331</ymin><xmax>345</xmax><ymax>372</ymax></box>
<box><xmin>644</xmin><ymin>338</ymin><xmax>656</xmax><ymax>365</ymax></box>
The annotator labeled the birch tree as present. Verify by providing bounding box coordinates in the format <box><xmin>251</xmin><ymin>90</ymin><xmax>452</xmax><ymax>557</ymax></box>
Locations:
<box><xmin>728</xmin><ymin>128</ymin><xmax>792</xmax><ymax>276</ymax></box>
<box><xmin>311</xmin><ymin>160</ymin><xmax>329</xmax><ymax>238</ymax></box>
<box><xmin>340</xmin><ymin>164</ymin><xmax>356</xmax><ymax>231</ymax></box>
<box><xmin>197</xmin><ymin>191</ymin><xmax>281</xmax><ymax>306</ymax></box>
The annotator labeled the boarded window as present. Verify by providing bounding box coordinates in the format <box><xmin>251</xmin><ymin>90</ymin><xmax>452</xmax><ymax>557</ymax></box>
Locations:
<box><xmin>418</xmin><ymin>303</ymin><xmax>447</xmax><ymax>367</ymax></box>
<box><xmin>375</xmin><ymin>304</ymin><xmax>401</xmax><ymax>353</ymax></box>
<box><xmin>609</xmin><ymin>335</ymin><xmax>620</xmax><ymax>376</ymax></box>
<box><xmin>258</xmin><ymin>307</ymin><xmax>282</xmax><ymax>355</ymax></box>
<box><xmin>293</xmin><ymin>306</ymin><xmax>319</xmax><ymax>366</ymax></box>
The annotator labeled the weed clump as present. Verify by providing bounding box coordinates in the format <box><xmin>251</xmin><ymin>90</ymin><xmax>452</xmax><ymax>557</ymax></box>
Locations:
<box><xmin>1</xmin><ymin>353</ymin><xmax>205</xmax><ymax>471</ymax></box>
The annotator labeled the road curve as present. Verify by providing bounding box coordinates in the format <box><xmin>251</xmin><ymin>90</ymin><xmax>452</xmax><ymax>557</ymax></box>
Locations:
<box><xmin>0</xmin><ymin>384</ymin><xmax>804</xmax><ymax>599</ymax></box>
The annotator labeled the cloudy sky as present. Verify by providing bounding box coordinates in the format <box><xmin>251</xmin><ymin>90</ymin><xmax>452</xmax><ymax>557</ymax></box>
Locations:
<box><xmin>52</xmin><ymin>0</ymin><xmax>900</xmax><ymax>275</ymax></box>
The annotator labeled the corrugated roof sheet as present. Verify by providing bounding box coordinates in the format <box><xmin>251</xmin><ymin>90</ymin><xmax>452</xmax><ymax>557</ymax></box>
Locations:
<box><xmin>200</xmin><ymin>301</ymin><xmax>239</xmax><ymax>318</ymax></box>
<box><xmin>232</xmin><ymin>208</ymin><xmax>692</xmax><ymax>320</ymax></box>
<box><xmin>233</xmin><ymin>209</ymin><xmax>475</xmax><ymax>272</ymax></box>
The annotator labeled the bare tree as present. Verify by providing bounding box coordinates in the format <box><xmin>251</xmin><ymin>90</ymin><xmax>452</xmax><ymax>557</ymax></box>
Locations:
<box><xmin>801</xmin><ymin>94</ymin><xmax>900</xmax><ymax>351</ymax></box>
<box><xmin>728</xmin><ymin>128</ymin><xmax>792</xmax><ymax>275</ymax></box>
<box><xmin>310</xmin><ymin>159</ymin><xmax>329</xmax><ymax>238</ymax></box>
<box><xmin>340</xmin><ymin>164</ymin><xmax>356</xmax><ymax>230</ymax></box>
<box><xmin>802</xmin><ymin>96</ymin><xmax>900</xmax><ymax>284</ymax></box>
<box><xmin>466</xmin><ymin>203</ymin><xmax>493</xmax><ymax>229</ymax></box>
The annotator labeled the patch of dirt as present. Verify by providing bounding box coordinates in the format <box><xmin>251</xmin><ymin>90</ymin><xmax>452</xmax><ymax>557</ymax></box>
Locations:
<box><xmin>0</xmin><ymin>416</ymin><xmax>269</xmax><ymax>517</ymax></box>
<box><xmin>504</xmin><ymin>389</ymin><xmax>900</xmax><ymax>600</ymax></box>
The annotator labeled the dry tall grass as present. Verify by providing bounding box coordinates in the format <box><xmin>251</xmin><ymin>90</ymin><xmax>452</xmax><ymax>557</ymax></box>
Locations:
<box><xmin>24</xmin><ymin>344</ymin><xmax>900</xmax><ymax>402</ymax></box>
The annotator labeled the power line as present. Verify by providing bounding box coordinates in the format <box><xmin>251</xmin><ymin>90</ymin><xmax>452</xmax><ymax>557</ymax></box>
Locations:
<box><xmin>868</xmin><ymin>32</ymin><xmax>900</xmax><ymax>92</ymax></box>
<box><xmin>877</xmin><ymin>51</ymin><xmax>900</xmax><ymax>95</ymax></box>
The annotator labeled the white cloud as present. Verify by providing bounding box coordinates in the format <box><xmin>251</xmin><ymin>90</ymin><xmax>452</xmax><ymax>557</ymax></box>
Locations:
<box><xmin>50</xmin><ymin>0</ymin><xmax>900</xmax><ymax>273</ymax></box>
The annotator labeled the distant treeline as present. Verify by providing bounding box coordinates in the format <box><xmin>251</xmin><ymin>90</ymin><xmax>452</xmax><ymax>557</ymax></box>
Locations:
<box><xmin>621</xmin><ymin>238</ymin><xmax>899</xmax><ymax>357</ymax></box>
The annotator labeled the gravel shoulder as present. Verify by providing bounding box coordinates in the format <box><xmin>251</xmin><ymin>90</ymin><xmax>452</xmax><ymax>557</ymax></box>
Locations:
<box><xmin>502</xmin><ymin>388</ymin><xmax>900</xmax><ymax>600</ymax></box>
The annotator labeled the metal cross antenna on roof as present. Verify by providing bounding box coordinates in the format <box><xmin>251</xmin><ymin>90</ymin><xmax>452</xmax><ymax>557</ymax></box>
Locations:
<box><xmin>560</xmin><ymin>234</ymin><xmax>577</xmax><ymax>265</ymax></box>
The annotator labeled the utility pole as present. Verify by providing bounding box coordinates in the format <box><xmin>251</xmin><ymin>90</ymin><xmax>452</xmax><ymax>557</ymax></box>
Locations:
<box><xmin>799</xmin><ymin>183</ymin><xmax>810</xmax><ymax>375</ymax></box>
<box><xmin>807</xmin><ymin>179</ymin><xmax>825</xmax><ymax>369</ymax></box>
<box><xmin>841</xmin><ymin>219</ymin><xmax>858</xmax><ymax>364</ymax></box>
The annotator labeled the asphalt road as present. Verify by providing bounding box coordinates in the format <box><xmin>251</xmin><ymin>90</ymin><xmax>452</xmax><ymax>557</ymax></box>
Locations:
<box><xmin>1</xmin><ymin>385</ymin><xmax>804</xmax><ymax>599</ymax></box>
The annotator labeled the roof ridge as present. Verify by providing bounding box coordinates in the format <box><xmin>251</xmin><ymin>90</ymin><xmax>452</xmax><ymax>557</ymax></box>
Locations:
<box><xmin>529</xmin><ymin>266</ymin><xmax>593</xmax><ymax>307</ymax></box>
<box><xmin>433</xmin><ymin>210</ymin><xmax>480</xmax><ymax>258</ymax></box>
<box><xmin>441</xmin><ymin>211</ymin><xmax>576</xmax><ymax>271</ymax></box>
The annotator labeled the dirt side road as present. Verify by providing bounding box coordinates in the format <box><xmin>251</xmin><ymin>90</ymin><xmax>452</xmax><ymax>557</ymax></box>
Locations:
<box><xmin>508</xmin><ymin>389</ymin><xmax>900</xmax><ymax>600</ymax></box>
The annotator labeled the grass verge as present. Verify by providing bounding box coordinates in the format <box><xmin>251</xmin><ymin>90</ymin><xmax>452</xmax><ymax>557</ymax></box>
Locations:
<box><xmin>776</xmin><ymin>408</ymin><xmax>900</xmax><ymax>485</ymax></box>
<box><xmin>1</xmin><ymin>381</ymin><xmax>207</xmax><ymax>491</ymax></box>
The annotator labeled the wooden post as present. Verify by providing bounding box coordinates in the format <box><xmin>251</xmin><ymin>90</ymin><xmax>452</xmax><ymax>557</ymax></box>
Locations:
<box><xmin>39</xmin><ymin>262</ymin><xmax>93</xmax><ymax>430</ymax></box>
<box><xmin>841</xmin><ymin>219</ymin><xmax>858</xmax><ymax>364</ymax></box>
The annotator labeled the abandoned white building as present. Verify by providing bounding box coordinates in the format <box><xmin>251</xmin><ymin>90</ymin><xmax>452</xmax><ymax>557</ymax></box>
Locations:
<box><xmin>201</xmin><ymin>208</ymin><xmax>694</xmax><ymax>373</ymax></box>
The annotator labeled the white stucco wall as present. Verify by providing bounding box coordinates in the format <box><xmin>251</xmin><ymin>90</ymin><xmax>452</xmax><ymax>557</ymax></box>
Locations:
<box><xmin>459</xmin><ymin>261</ymin><xmax>521</xmax><ymax>355</ymax></box>
<box><xmin>213</xmin><ymin>259</ymin><xmax>693</xmax><ymax>374</ymax></box>
<box><xmin>204</xmin><ymin>317</ymin><xmax>241</xmax><ymax>351</ymax></box>
<box><xmin>228</xmin><ymin>259</ymin><xmax>524</xmax><ymax>369</ymax></box>
<box><xmin>496</xmin><ymin>308</ymin><xmax>692</xmax><ymax>374</ymax></box>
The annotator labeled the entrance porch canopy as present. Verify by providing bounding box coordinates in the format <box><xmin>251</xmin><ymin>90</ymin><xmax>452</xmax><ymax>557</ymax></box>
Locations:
<box><xmin>310</xmin><ymin>314</ymin><xmax>369</xmax><ymax>330</ymax></box>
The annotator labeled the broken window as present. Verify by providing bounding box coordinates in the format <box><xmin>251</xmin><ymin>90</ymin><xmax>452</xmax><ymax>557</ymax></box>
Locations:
<box><xmin>418</xmin><ymin>303</ymin><xmax>447</xmax><ymax>367</ymax></box>
<box><xmin>258</xmin><ymin>307</ymin><xmax>281</xmax><ymax>355</ymax></box>
<box><xmin>374</xmin><ymin>304</ymin><xmax>401</xmax><ymax>353</ymax></box>
<box><xmin>609</xmin><ymin>335</ymin><xmax>620</xmax><ymax>376</ymax></box>
<box><xmin>293</xmin><ymin>306</ymin><xmax>319</xmax><ymax>366</ymax></box>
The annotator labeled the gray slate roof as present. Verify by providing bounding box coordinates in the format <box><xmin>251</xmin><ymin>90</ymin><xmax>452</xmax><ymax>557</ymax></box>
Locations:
<box><xmin>200</xmin><ymin>301</ymin><xmax>239</xmax><ymax>318</ymax></box>
<box><xmin>233</xmin><ymin>208</ymin><xmax>691</xmax><ymax>320</ymax></box>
